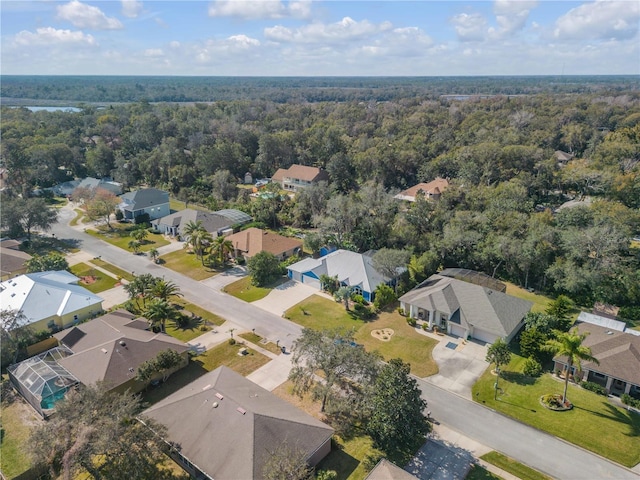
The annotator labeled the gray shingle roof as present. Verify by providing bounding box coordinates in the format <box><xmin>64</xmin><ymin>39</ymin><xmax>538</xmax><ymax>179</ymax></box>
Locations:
<box><xmin>143</xmin><ymin>366</ymin><xmax>334</xmax><ymax>480</ymax></box>
<box><xmin>400</xmin><ymin>274</ymin><xmax>532</xmax><ymax>338</ymax></box>
<box><xmin>152</xmin><ymin>208</ymin><xmax>233</xmax><ymax>234</ymax></box>
<box><xmin>120</xmin><ymin>188</ymin><xmax>169</xmax><ymax>211</ymax></box>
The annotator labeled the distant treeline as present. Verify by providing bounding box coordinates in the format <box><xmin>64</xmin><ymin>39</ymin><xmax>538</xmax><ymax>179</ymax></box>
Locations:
<box><xmin>1</xmin><ymin>75</ymin><xmax>639</xmax><ymax>104</ymax></box>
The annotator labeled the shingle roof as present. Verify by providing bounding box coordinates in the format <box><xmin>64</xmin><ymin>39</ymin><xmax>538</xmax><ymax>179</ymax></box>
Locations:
<box><xmin>0</xmin><ymin>271</ymin><xmax>103</xmax><ymax>326</ymax></box>
<box><xmin>0</xmin><ymin>246</ymin><xmax>32</xmax><ymax>277</ymax></box>
<box><xmin>152</xmin><ymin>209</ymin><xmax>233</xmax><ymax>234</ymax></box>
<box><xmin>394</xmin><ymin>178</ymin><xmax>449</xmax><ymax>201</ymax></box>
<box><xmin>556</xmin><ymin>322</ymin><xmax>640</xmax><ymax>386</ymax></box>
<box><xmin>119</xmin><ymin>188</ymin><xmax>169</xmax><ymax>211</ymax></box>
<box><xmin>226</xmin><ymin>228</ymin><xmax>302</xmax><ymax>258</ymax></box>
<box><xmin>399</xmin><ymin>275</ymin><xmax>532</xmax><ymax>338</ymax></box>
<box><xmin>366</xmin><ymin>459</ymin><xmax>418</xmax><ymax>480</ymax></box>
<box><xmin>143</xmin><ymin>366</ymin><xmax>334</xmax><ymax>480</ymax></box>
<box><xmin>288</xmin><ymin>249</ymin><xmax>390</xmax><ymax>294</ymax></box>
<box><xmin>54</xmin><ymin>309</ymin><xmax>188</xmax><ymax>388</ymax></box>
<box><xmin>271</xmin><ymin>168</ymin><xmax>288</xmax><ymax>183</ymax></box>
<box><xmin>284</xmin><ymin>165</ymin><xmax>329</xmax><ymax>182</ymax></box>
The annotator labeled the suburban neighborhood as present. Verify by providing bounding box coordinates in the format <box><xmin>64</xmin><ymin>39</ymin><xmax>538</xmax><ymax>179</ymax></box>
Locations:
<box><xmin>1</xmin><ymin>77</ymin><xmax>639</xmax><ymax>480</ymax></box>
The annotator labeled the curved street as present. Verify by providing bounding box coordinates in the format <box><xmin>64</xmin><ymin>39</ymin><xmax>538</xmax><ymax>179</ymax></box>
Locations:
<box><xmin>50</xmin><ymin>206</ymin><xmax>639</xmax><ymax>480</ymax></box>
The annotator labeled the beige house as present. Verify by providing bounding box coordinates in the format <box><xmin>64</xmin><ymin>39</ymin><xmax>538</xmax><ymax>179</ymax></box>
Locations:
<box><xmin>0</xmin><ymin>239</ymin><xmax>32</xmax><ymax>280</ymax></box>
<box><xmin>271</xmin><ymin>164</ymin><xmax>329</xmax><ymax>192</ymax></box>
<box><xmin>54</xmin><ymin>309</ymin><xmax>189</xmax><ymax>394</ymax></box>
<box><xmin>143</xmin><ymin>366</ymin><xmax>334</xmax><ymax>480</ymax></box>
<box><xmin>0</xmin><ymin>271</ymin><xmax>103</xmax><ymax>332</ymax></box>
<box><xmin>394</xmin><ymin>178</ymin><xmax>449</xmax><ymax>202</ymax></box>
<box><xmin>226</xmin><ymin>227</ymin><xmax>302</xmax><ymax>260</ymax></box>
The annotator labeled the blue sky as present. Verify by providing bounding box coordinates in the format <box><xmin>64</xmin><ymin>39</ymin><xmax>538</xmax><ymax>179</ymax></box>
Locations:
<box><xmin>1</xmin><ymin>0</ymin><xmax>638</xmax><ymax>75</ymax></box>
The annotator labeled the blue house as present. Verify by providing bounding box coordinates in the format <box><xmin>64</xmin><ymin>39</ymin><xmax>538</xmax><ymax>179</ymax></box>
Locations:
<box><xmin>287</xmin><ymin>249</ymin><xmax>393</xmax><ymax>302</ymax></box>
<box><xmin>118</xmin><ymin>188</ymin><xmax>170</xmax><ymax>221</ymax></box>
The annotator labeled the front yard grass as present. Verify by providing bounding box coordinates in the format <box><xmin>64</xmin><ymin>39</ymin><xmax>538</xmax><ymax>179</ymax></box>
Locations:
<box><xmin>165</xmin><ymin>316</ymin><xmax>209</xmax><ymax>343</ymax></box>
<box><xmin>472</xmin><ymin>354</ymin><xmax>640</xmax><ymax>467</ymax></box>
<box><xmin>69</xmin><ymin>262</ymin><xmax>118</xmax><ymax>293</ymax></box>
<box><xmin>159</xmin><ymin>249</ymin><xmax>218</xmax><ymax>280</ymax></box>
<box><xmin>466</xmin><ymin>464</ymin><xmax>504</xmax><ymax>480</ymax></box>
<box><xmin>223</xmin><ymin>276</ymin><xmax>287</xmax><ymax>302</ymax></box>
<box><xmin>173</xmin><ymin>299</ymin><xmax>226</xmax><ymax>326</ymax></box>
<box><xmin>238</xmin><ymin>332</ymin><xmax>282</xmax><ymax>355</ymax></box>
<box><xmin>88</xmin><ymin>258</ymin><xmax>135</xmax><ymax>282</ymax></box>
<box><xmin>142</xmin><ymin>342</ymin><xmax>269</xmax><ymax>406</ymax></box>
<box><xmin>480</xmin><ymin>452</ymin><xmax>551</xmax><ymax>480</ymax></box>
<box><xmin>285</xmin><ymin>297</ymin><xmax>438</xmax><ymax>378</ymax></box>
<box><xmin>85</xmin><ymin>224</ymin><xmax>169</xmax><ymax>252</ymax></box>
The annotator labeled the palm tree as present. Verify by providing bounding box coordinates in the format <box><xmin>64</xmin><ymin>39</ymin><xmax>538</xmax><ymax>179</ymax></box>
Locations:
<box><xmin>151</xmin><ymin>279</ymin><xmax>183</xmax><ymax>302</ymax></box>
<box><xmin>149</xmin><ymin>248</ymin><xmax>159</xmax><ymax>263</ymax></box>
<box><xmin>128</xmin><ymin>240</ymin><xmax>141</xmax><ymax>254</ymax></box>
<box><xmin>124</xmin><ymin>274</ymin><xmax>157</xmax><ymax>310</ymax></box>
<box><xmin>543</xmin><ymin>329</ymin><xmax>600</xmax><ymax>404</ymax></box>
<box><xmin>334</xmin><ymin>286</ymin><xmax>353</xmax><ymax>311</ymax></box>
<box><xmin>182</xmin><ymin>221</ymin><xmax>213</xmax><ymax>264</ymax></box>
<box><xmin>182</xmin><ymin>220</ymin><xmax>205</xmax><ymax>246</ymax></box>
<box><xmin>130</xmin><ymin>226</ymin><xmax>149</xmax><ymax>243</ymax></box>
<box><xmin>210</xmin><ymin>236</ymin><xmax>234</xmax><ymax>266</ymax></box>
<box><xmin>144</xmin><ymin>298</ymin><xmax>175</xmax><ymax>333</ymax></box>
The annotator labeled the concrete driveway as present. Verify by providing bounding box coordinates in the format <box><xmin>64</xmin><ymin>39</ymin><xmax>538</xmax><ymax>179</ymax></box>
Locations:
<box><xmin>417</xmin><ymin>331</ymin><xmax>489</xmax><ymax>399</ymax></box>
<box><xmin>252</xmin><ymin>280</ymin><xmax>317</xmax><ymax>316</ymax></box>
<box><xmin>406</xmin><ymin>438</ymin><xmax>474</xmax><ymax>480</ymax></box>
<box><xmin>200</xmin><ymin>266</ymin><xmax>248</xmax><ymax>290</ymax></box>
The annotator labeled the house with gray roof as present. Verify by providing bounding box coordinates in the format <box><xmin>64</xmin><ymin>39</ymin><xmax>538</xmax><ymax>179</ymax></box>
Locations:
<box><xmin>118</xmin><ymin>188</ymin><xmax>170</xmax><ymax>221</ymax></box>
<box><xmin>54</xmin><ymin>309</ymin><xmax>189</xmax><ymax>394</ymax></box>
<box><xmin>399</xmin><ymin>274</ymin><xmax>532</xmax><ymax>343</ymax></box>
<box><xmin>143</xmin><ymin>366</ymin><xmax>334</xmax><ymax>480</ymax></box>
<box><xmin>287</xmin><ymin>249</ymin><xmax>393</xmax><ymax>302</ymax></box>
<box><xmin>0</xmin><ymin>239</ymin><xmax>32</xmax><ymax>280</ymax></box>
<box><xmin>52</xmin><ymin>177</ymin><xmax>122</xmax><ymax>197</ymax></box>
<box><xmin>0</xmin><ymin>271</ymin><xmax>103</xmax><ymax>332</ymax></box>
<box><xmin>152</xmin><ymin>208</ymin><xmax>251</xmax><ymax>237</ymax></box>
<box><xmin>553</xmin><ymin>322</ymin><xmax>640</xmax><ymax>397</ymax></box>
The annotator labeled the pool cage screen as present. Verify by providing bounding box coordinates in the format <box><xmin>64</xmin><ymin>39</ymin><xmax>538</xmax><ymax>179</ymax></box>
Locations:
<box><xmin>8</xmin><ymin>346</ymin><xmax>79</xmax><ymax>418</ymax></box>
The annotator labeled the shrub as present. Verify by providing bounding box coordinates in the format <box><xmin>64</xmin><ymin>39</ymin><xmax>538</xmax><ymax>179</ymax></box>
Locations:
<box><xmin>422</xmin><ymin>322</ymin><xmax>429</xmax><ymax>331</ymax></box>
<box><xmin>134</xmin><ymin>213</ymin><xmax>150</xmax><ymax>225</ymax></box>
<box><xmin>316</xmin><ymin>470</ymin><xmax>337</xmax><ymax>480</ymax></box>
<box><xmin>621</xmin><ymin>394</ymin><xmax>640</xmax><ymax>409</ymax></box>
<box><xmin>228</xmin><ymin>338</ymin><xmax>236</xmax><ymax>345</ymax></box>
<box><xmin>363</xmin><ymin>453</ymin><xmax>384</xmax><ymax>472</ymax></box>
<box><xmin>619</xmin><ymin>306</ymin><xmax>640</xmax><ymax>322</ymax></box>
<box><xmin>407</xmin><ymin>317</ymin><xmax>417</xmax><ymax>327</ymax></box>
<box><xmin>522</xmin><ymin>357</ymin><xmax>542</xmax><ymax>377</ymax></box>
<box><xmin>353</xmin><ymin>302</ymin><xmax>374</xmax><ymax>320</ymax></box>
<box><xmin>115</xmin><ymin>209</ymin><xmax>124</xmax><ymax>221</ymax></box>
<box><xmin>351</xmin><ymin>294</ymin><xmax>365</xmax><ymax>305</ymax></box>
<box><xmin>373</xmin><ymin>284</ymin><xmax>397</xmax><ymax>310</ymax></box>
<box><xmin>397</xmin><ymin>307</ymin><xmax>405</xmax><ymax>316</ymax></box>
<box><xmin>581</xmin><ymin>381</ymin><xmax>608</xmax><ymax>396</ymax></box>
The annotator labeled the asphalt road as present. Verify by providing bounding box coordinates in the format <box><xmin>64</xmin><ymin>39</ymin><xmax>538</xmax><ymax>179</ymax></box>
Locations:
<box><xmin>51</xmin><ymin>209</ymin><xmax>639</xmax><ymax>480</ymax></box>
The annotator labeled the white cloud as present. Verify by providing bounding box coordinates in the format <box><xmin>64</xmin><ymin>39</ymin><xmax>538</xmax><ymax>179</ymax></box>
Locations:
<box><xmin>228</xmin><ymin>34</ymin><xmax>261</xmax><ymax>47</ymax></box>
<box><xmin>194</xmin><ymin>34</ymin><xmax>262</xmax><ymax>63</ymax></box>
<box><xmin>450</xmin><ymin>12</ymin><xmax>487</xmax><ymax>42</ymax></box>
<box><xmin>265</xmin><ymin>17</ymin><xmax>392</xmax><ymax>43</ymax></box>
<box><xmin>56</xmin><ymin>0</ymin><xmax>123</xmax><ymax>30</ymax></box>
<box><xmin>489</xmin><ymin>0</ymin><xmax>537</xmax><ymax>39</ymax></box>
<box><xmin>553</xmin><ymin>0</ymin><xmax>639</xmax><ymax>41</ymax></box>
<box><xmin>121</xmin><ymin>0</ymin><xmax>143</xmax><ymax>18</ymax></box>
<box><xmin>13</xmin><ymin>27</ymin><xmax>96</xmax><ymax>46</ymax></box>
<box><xmin>144</xmin><ymin>48</ymin><xmax>164</xmax><ymax>57</ymax></box>
<box><xmin>209</xmin><ymin>0</ymin><xmax>284</xmax><ymax>19</ymax></box>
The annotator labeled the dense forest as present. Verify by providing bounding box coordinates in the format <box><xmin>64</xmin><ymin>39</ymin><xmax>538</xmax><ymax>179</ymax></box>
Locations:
<box><xmin>1</xmin><ymin>78</ymin><xmax>639</xmax><ymax>316</ymax></box>
<box><xmin>1</xmin><ymin>75</ymin><xmax>639</xmax><ymax>104</ymax></box>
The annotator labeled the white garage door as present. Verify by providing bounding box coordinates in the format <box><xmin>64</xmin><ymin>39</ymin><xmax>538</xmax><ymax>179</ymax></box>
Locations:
<box><xmin>473</xmin><ymin>328</ymin><xmax>498</xmax><ymax>344</ymax></box>
<box><xmin>303</xmin><ymin>276</ymin><xmax>321</xmax><ymax>289</ymax></box>
<box><xmin>450</xmin><ymin>324</ymin><xmax>467</xmax><ymax>339</ymax></box>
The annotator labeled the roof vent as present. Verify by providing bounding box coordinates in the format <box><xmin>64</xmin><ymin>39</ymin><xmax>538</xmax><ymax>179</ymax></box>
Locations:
<box><xmin>237</xmin><ymin>407</ymin><xmax>246</xmax><ymax>415</ymax></box>
<box><xmin>101</xmin><ymin>348</ymin><xmax>108</xmax><ymax>354</ymax></box>
<box><xmin>215</xmin><ymin>393</ymin><xmax>224</xmax><ymax>400</ymax></box>
<box><xmin>202</xmin><ymin>384</ymin><xmax>212</xmax><ymax>391</ymax></box>
<box><xmin>119</xmin><ymin>340</ymin><xmax>127</xmax><ymax>347</ymax></box>
<box><xmin>212</xmin><ymin>402</ymin><xmax>219</xmax><ymax>408</ymax></box>
<box><xmin>606</xmin><ymin>331</ymin><xmax>613</xmax><ymax>335</ymax></box>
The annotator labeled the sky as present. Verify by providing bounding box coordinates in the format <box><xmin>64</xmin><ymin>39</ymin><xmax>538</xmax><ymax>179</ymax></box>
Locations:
<box><xmin>1</xmin><ymin>0</ymin><xmax>639</xmax><ymax>76</ymax></box>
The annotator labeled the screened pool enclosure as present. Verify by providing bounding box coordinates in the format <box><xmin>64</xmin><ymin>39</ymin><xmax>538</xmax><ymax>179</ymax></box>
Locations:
<box><xmin>8</xmin><ymin>347</ymin><xmax>78</xmax><ymax>417</ymax></box>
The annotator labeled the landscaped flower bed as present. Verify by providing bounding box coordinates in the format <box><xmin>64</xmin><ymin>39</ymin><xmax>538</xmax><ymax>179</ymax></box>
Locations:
<box><xmin>540</xmin><ymin>393</ymin><xmax>573</xmax><ymax>411</ymax></box>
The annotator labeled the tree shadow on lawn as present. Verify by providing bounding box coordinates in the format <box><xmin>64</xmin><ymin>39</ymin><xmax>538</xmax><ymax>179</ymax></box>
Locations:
<box><xmin>501</xmin><ymin>371</ymin><xmax>537</xmax><ymax>386</ymax></box>
<box><xmin>317</xmin><ymin>440</ymin><xmax>360</xmax><ymax>479</ymax></box>
<box><xmin>574</xmin><ymin>401</ymin><xmax>640</xmax><ymax>437</ymax></box>
<box><xmin>141</xmin><ymin>360</ymin><xmax>208</xmax><ymax>406</ymax></box>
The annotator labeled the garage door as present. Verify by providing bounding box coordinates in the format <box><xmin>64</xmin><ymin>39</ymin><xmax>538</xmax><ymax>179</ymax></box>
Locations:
<box><xmin>473</xmin><ymin>328</ymin><xmax>498</xmax><ymax>344</ymax></box>
<box><xmin>450</xmin><ymin>324</ymin><xmax>467</xmax><ymax>339</ymax></box>
<box><xmin>303</xmin><ymin>275</ymin><xmax>321</xmax><ymax>289</ymax></box>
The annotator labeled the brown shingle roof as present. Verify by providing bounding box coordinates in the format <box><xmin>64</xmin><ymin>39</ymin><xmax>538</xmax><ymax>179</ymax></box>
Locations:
<box><xmin>0</xmin><ymin>247</ymin><xmax>32</xmax><ymax>277</ymax></box>
<box><xmin>284</xmin><ymin>164</ymin><xmax>328</xmax><ymax>182</ymax></box>
<box><xmin>143</xmin><ymin>366</ymin><xmax>334</xmax><ymax>479</ymax></box>
<box><xmin>226</xmin><ymin>228</ymin><xmax>302</xmax><ymax>258</ymax></box>
<box><xmin>271</xmin><ymin>168</ymin><xmax>288</xmax><ymax>183</ymax></box>
<box><xmin>395</xmin><ymin>178</ymin><xmax>449</xmax><ymax>200</ymax></box>
<box><xmin>557</xmin><ymin>322</ymin><xmax>640</xmax><ymax>386</ymax></box>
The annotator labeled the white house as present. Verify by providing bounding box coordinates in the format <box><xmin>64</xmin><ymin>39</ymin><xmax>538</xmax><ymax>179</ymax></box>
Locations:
<box><xmin>0</xmin><ymin>271</ymin><xmax>103</xmax><ymax>332</ymax></box>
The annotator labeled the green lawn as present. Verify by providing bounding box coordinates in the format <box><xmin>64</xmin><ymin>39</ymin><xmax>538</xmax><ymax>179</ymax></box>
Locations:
<box><xmin>238</xmin><ymin>332</ymin><xmax>282</xmax><ymax>355</ymax></box>
<box><xmin>165</xmin><ymin>316</ymin><xmax>209</xmax><ymax>343</ymax></box>
<box><xmin>88</xmin><ymin>258</ymin><xmax>135</xmax><ymax>282</ymax></box>
<box><xmin>504</xmin><ymin>282</ymin><xmax>552</xmax><ymax>313</ymax></box>
<box><xmin>159</xmin><ymin>249</ymin><xmax>218</xmax><ymax>280</ymax></box>
<box><xmin>169</xmin><ymin>197</ymin><xmax>209</xmax><ymax>213</ymax></box>
<box><xmin>466</xmin><ymin>465</ymin><xmax>504</xmax><ymax>480</ymax></box>
<box><xmin>69</xmin><ymin>262</ymin><xmax>118</xmax><ymax>293</ymax></box>
<box><xmin>480</xmin><ymin>452</ymin><xmax>550</xmax><ymax>480</ymax></box>
<box><xmin>142</xmin><ymin>342</ymin><xmax>269</xmax><ymax>406</ymax></box>
<box><xmin>173</xmin><ymin>299</ymin><xmax>226</xmax><ymax>326</ymax></box>
<box><xmin>223</xmin><ymin>276</ymin><xmax>287</xmax><ymax>302</ymax></box>
<box><xmin>285</xmin><ymin>297</ymin><xmax>438</xmax><ymax>378</ymax></box>
<box><xmin>472</xmin><ymin>354</ymin><xmax>640</xmax><ymax>467</ymax></box>
<box><xmin>86</xmin><ymin>224</ymin><xmax>169</xmax><ymax>252</ymax></box>
<box><xmin>70</xmin><ymin>208</ymin><xmax>86</xmax><ymax>226</ymax></box>
<box><xmin>0</xmin><ymin>395</ymin><xmax>38</xmax><ymax>478</ymax></box>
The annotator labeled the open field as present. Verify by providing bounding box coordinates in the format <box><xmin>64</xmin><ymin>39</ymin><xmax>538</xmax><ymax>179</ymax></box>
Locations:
<box><xmin>285</xmin><ymin>297</ymin><xmax>438</xmax><ymax>378</ymax></box>
<box><xmin>472</xmin><ymin>353</ymin><xmax>640</xmax><ymax>467</ymax></box>
<box><xmin>159</xmin><ymin>249</ymin><xmax>219</xmax><ymax>280</ymax></box>
<box><xmin>69</xmin><ymin>262</ymin><xmax>118</xmax><ymax>293</ymax></box>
